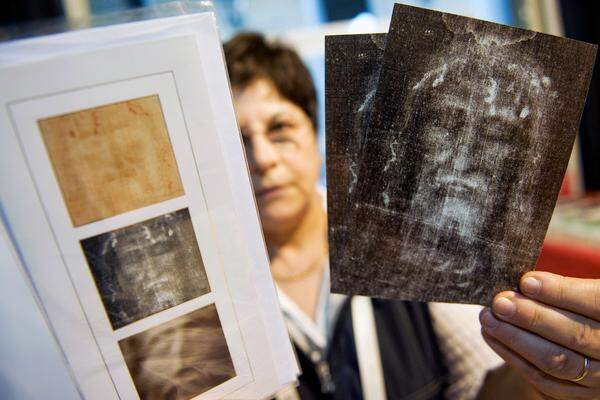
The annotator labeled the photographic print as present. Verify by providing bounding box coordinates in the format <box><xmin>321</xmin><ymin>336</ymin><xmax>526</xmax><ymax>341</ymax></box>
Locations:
<box><xmin>332</xmin><ymin>4</ymin><xmax>597</xmax><ymax>304</ymax></box>
<box><xmin>39</xmin><ymin>95</ymin><xmax>184</xmax><ymax>226</ymax></box>
<box><xmin>119</xmin><ymin>304</ymin><xmax>236</xmax><ymax>400</ymax></box>
<box><xmin>81</xmin><ymin>208</ymin><xmax>210</xmax><ymax>329</ymax></box>
<box><xmin>325</xmin><ymin>33</ymin><xmax>385</xmax><ymax>285</ymax></box>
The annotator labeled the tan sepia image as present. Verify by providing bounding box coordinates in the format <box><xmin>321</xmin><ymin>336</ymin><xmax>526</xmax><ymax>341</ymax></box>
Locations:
<box><xmin>119</xmin><ymin>304</ymin><xmax>236</xmax><ymax>400</ymax></box>
<box><xmin>39</xmin><ymin>95</ymin><xmax>184</xmax><ymax>226</ymax></box>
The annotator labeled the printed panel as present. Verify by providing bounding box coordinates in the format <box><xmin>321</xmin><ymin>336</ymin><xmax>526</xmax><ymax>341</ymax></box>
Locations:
<box><xmin>81</xmin><ymin>209</ymin><xmax>210</xmax><ymax>329</ymax></box>
<box><xmin>39</xmin><ymin>95</ymin><xmax>184</xmax><ymax>226</ymax></box>
<box><xmin>119</xmin><ymin>304</ymin><xmax>236</xmax><ymax>399</ymax></box>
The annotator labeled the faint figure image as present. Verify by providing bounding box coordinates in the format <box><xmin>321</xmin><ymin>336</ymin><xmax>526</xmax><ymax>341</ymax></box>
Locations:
<box><xmin>81</xmin><ymin>209</ymin><xmax>210</xmax><ymax>329</ymax></box>
<box><xmin>325</xmin><ymin>33</ymin><xmax>386</xmax><ymax>282</ymax></box>
<box><xmin>119</xmin><ymin>304</ymin><xmax>236</xmax><ymax>400</ymax></box>
<box><xmin>402</xmin><ymin>51</ymin><xmax>545</xmax><ymax>274</ymax></box>
<box><xmin>39</xmin><ymin>95</ymin><xmax>184</xmax><ymax>226</ymax></box>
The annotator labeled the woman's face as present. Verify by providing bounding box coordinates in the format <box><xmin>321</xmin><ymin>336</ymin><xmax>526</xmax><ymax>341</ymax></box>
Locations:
<box><xmin>233</xmin><ymin>78</ymin><xmax>321</xmax><ymax>235</ymax></box>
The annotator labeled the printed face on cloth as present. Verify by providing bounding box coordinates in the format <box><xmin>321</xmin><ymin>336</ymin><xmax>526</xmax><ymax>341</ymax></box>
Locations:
<box><xmin>364</xmin><ymin>31</ymin><xmax>556</xmax><ymax>300</ymax></box>
<box><xmin>377</xmin><ymin>31</ymin><xmax>555</xmax><ymax>297</ymax></box>
<box><xmin>81</xmin><ymin>209</ymin><xmax>210</xmax><ymax>329</ymax></box>
<box><xmin>408</xmin><ymin>45</ymin><xmax>550</xmax><ymax>257</ymax></box>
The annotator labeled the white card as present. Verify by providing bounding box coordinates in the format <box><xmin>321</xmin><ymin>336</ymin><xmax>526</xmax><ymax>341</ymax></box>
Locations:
<box><xmin>0</xmin><ymin>11</ymin><xmax>298</xmax><ymax>400</ymax></box>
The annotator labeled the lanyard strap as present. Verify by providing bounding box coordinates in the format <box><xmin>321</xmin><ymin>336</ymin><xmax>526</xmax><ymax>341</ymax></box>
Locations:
<box><xmin>352</xmin><ymin>296</ymin><xmax>387</xmax><ymax>400</ymax></box>
<box><xmin>277</xmin><ymin>296</ymin><xmax>387</xmax><ymax>400</ymax></box>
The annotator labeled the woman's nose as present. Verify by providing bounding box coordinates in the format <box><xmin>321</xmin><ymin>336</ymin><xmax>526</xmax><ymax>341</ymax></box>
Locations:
<box><xmin>249</xmin><ymin>134</ymin><xmax>279</xmax><ymax>173</ymax></box>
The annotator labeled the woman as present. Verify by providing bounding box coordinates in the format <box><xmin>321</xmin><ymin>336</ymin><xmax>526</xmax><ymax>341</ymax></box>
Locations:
<box><xmin>224</xmin><ymin>33</ymin><xmax>600</xmax><ymax>400</ymax></box>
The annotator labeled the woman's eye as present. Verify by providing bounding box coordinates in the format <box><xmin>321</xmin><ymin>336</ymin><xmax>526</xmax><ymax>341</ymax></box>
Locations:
<box><xmin>268</xmin><ymin>122</ymin><xmax>295</xmax><ymax>143</ymax></box>
<box><xmin>270</xmin><ymin>121</ymin><xmax>291</xmax><ymax>132</ymax></box>
<box><xmin>271</xmin><ymin>134</ymin><xmax>291</xmax><ymax>143</ymax></box>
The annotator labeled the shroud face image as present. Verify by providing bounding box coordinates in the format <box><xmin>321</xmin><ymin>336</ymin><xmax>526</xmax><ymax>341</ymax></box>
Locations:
<box><xmin>81</xmin><ymin>209</ymin><xmax>210</xmax><ymax>329</ymax></box>
<box><xmin>119</xmin><ymin>304</ymin><xmax>236</xmax><ymax>400</ymax></box>
<box><xmin>39</xmin><ymin>95</ymin><xmax>184</xmax><ymax>226</ymax></box>
<box><xmin>328</xmin><ymin>4</ymin><xmax>597</xmax><ymax>304</ymax></box>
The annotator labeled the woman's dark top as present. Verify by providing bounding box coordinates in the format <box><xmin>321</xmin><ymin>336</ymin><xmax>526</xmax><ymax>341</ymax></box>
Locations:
<box><xmin>293</xmin><ymin>298</ymin><xmax>448</xmax><ymax>400</ymax></box>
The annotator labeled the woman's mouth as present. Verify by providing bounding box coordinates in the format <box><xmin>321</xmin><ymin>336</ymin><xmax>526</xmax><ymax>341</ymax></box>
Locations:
<box><xmin>257</xmin><ymin>185</ymin><xmax>286</xmax><ymax>202</ymax></box>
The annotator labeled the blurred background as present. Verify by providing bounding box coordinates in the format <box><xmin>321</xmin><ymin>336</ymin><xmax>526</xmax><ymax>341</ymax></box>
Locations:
<box><xmin>0</xmin><ymin>1</ymin><xmax>598</xmax><ymax>399</ymax></box>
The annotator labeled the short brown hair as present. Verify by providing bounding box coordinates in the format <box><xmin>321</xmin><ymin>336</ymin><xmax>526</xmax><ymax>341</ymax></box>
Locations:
<box><xmin>224</xmin><ymin>32</ymin><xmax>318</xmax><ymax>131</ymax></box>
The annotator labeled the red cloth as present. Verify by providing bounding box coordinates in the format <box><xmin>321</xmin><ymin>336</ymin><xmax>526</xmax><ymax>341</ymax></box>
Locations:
<box><xmin>536</xmin><ymin>240</ymin><xmax>600</xmax><ymax>279</ymax></box>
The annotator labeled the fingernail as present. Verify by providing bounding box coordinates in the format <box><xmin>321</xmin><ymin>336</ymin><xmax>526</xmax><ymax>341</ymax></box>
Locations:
<box><xmin>493</xmin><ymin>297</ymin><xmax>516</xmax><ymax>317</ymax></box>
<box><xmin>480</xmin><ymin>309</ymin><xmax>499</xmax><ymax>329</ymax></box>
<box><xmin>521</xmin><ymin>277</ymin><xmax>541</xmax><ymax>296</ymax></box>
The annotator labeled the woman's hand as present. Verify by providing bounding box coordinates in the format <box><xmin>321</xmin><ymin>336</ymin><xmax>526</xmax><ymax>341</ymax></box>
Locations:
<box><xmin>479</xmin><ymin>271</ymin><xmax>600</xmax><ymax>400</ymax></box>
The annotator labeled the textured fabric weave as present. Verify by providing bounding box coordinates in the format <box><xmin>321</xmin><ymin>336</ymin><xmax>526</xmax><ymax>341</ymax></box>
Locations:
<box><xmin>429</xmin><ymin>303</ymin><xmax>504</xmax><ymax>400</ymax></box>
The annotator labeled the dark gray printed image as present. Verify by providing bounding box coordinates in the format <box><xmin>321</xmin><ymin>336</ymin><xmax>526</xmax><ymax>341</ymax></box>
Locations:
<box><xmin>325</xmin><ymin>33</ymin><xmax>386</xmax><ymax>285</ymax></box>
<box><xmin>81</xmin><ymin>209</ymin><xmax>211</xmax><ymax>329</ymax></box>
<box><xmin>330</xmin><ymin>4</ymin><xmax>597</xmax><ymax>304</ymax></box>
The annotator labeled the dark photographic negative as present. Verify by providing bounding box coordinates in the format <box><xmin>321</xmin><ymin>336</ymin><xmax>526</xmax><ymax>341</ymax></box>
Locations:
<box><xmin>39</xmin><ymin>95</ymin><xmax>184</xmax><ymax>227</ymax></box>
<box><xmin>119</xmin><ymin>304</ymin><xmax>236</xmax><ymax>400</ymax></box>
<box><xmin>330</xmin><ymin>5</ymin><xmax>597</xmax><ymax>304</ymax></box>
<box><xmin>81</xmin><ymin>209</ymin><xmax>210</xmax><ymax>329</ymax></box>
<box><xmin>325</xmin><ymin>33</ymin><xmax>385</xmax><ymax>284</ymax></box>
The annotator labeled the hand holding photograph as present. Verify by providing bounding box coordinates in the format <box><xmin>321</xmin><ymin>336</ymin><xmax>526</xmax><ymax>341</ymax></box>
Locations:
<box><xmin>328</xmin><ymin>4</ymin><xmax>597</xmax><ymax>304</ymax></box>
